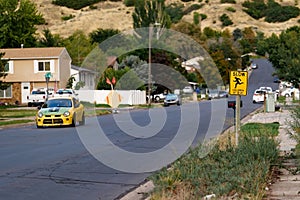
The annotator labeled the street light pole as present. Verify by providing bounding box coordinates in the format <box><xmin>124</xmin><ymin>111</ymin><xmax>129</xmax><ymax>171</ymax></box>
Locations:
<box><xmin>148</xmin><ymin>25</ymin><xmax>153</xmax><ymax>106</ymax></box>
<box><xmin>147</xmin><ymin>23</ymin><xmax>161</xmax><ymax>106</ymax></box>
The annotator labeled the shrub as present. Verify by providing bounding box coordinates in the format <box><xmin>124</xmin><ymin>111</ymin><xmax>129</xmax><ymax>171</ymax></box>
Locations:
<box><xmin>183</xmin><ymin>4</ymin><xmax>204</xmax><ymax>15</ymax></box>
<box><xmin>165</xmin><ymin>3</ymin><xmax>184</xmax><ymax>23</ymax></box>
<box><xmin>242</xmin><ymin>0</ymin><xmax>300</xmax><ymax>22</ymax></box>
<box><xmin>226</xmin><ymin>7</ymin><xmax>236</xmax><ymax>12</ymax></box>
<box><xmin>52</xmin><ymin>0</ymin><xmax>104</xmax><ymax>10</ymax></box>
<box><xmin>265</xmin><ymin>2</ymin><xmax>300</xmax><ymax>22</ymax></box>
<box><xmin>221</xmin><ymin>0</ymin><xmax>236</xmax><ymax>3</ymax></box>
<box><xmin>124</xmin><ymin>0</ymin><xmax>135</xmax><ymax>7</ymax></box>
<box><xmin>61</xmin><ymin>14</ymin><xmax>75</xmax><ymax>21</ymax></box>
<box><xmin>150</xmin><ymin>135</ymin><xmax>279</xmax><ymax>198</ymax></box>
<box><xmin>89</xmin><ymin>5</ymin><xmax>97</xmax><ymax>9</ymax></box>
<box><xmin>220</xmin><ymin>13</ymin><xmax>233</xmax><ymax>26</ymax></box>
<box><xmin>193</xmin><ymin>13</ymin><xmax>207</xmax><ymax>25</ymax></box>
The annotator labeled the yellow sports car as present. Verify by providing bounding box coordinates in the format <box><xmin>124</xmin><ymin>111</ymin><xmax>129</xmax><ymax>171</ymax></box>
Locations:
<box><xmin>36</xmin><ymin>96</ymin><xmax>85</xmax><ymax>128</ymax></box>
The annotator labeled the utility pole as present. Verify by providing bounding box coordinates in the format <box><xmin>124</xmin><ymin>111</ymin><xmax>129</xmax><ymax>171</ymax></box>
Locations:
<box><xmin>148</xmin><ymin>25</ymin><xmax>153</xmax><ymax>106</ymax></box>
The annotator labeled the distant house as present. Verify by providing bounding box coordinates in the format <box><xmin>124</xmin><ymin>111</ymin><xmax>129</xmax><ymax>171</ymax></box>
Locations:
<box><xmin>107</xmin><ymin>56</ymin><xmax>119</xmax><ymax>70</ymax></box>
<box><xmin>181</xmin><ymin>56</ymin><xmax>203</xmax><ymax>72</ymax></box>
<box><xmin>0</xmin><ymin>47</ymin><xmax>72</xmax><ymax>105</ymax></box>
<box><xmin>71</xmin><ymin>65</ymin><xmax>97</xmax><ymax>90</ymax></box>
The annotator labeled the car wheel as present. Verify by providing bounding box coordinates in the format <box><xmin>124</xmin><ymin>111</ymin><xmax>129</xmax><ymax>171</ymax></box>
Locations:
<box><xmin>164</xmin><ymin>103</ymin><xmax>169</xmax><ymax>107</ymax></box>
<box><xmin>155</xmin><ymin>96</ymin><xmax>160</xmax><ymax>102</ymax></box>
<box><xmin>71</xmin><ymin>115</ymin><xmax>76</xmax><ymax>127</ymax></box>
<box><xmin>285</xmin><ymin>94</ymin><xmax>290</xmax><ymax>97</ymax></box>
<box><xmin>36</xmin><ymin>124</ymin><xmax>42</xmax><ymax>129</ymax></box>
<box><xmin>253</xmin><ymin>100</ymin><xmax>256</xmax><ymax>103</ymax></box>
<box><xmin>79</xmin><ymin>113</ymin><xmax>85</xmax><ymax>126</ymax></box>
<box><xmin>177</xmin><ymin>102</ymin><xmax>181</xmax><ymax>106</ymax></box>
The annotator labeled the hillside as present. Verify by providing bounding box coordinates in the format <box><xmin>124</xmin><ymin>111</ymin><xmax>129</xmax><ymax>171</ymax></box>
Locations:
<box><xmin>33</xmin><ymin>0</ymin><xmax>300</xmax><ymax>38</ymax></box>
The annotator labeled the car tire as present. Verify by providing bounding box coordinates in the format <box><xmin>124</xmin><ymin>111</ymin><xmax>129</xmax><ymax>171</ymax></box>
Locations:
<box><xmin>36</xmin><ymin>125</ymin><xmax>42</xmax><ymax>129</ymax></box>
<box><xmin>253</xmin><ymin>100</ymin><xmax>256</xmax><ymax>103</ymax></box>
<box><xmin>155</xmin><ymin>96</ymin><xmax>160</xmax><ymax>102</ymax></box>
<box><xmin>71</xmin><ymin>115</ymin><xmax>76</xmax><ymax>127</ymax></box>
<box><xmin>285</xmin><ymin>94</ymin><xmax>290</xmax><ymax>97</ymax></box>
<box><xmin>79</xmin><ymin>113</ymin><xmax>85</xmax><ymax>126</ymax></box>
<box><xmin>164</xmin><ymin>103</ymin><xmax>169</xmax><ymax>107</ymax></box>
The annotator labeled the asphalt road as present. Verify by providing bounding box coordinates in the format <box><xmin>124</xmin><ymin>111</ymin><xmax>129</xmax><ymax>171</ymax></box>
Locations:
<box><xmin>0</xmin><ymin>58</ymin><xmax>278</xmax><ymax>200</ymax></box>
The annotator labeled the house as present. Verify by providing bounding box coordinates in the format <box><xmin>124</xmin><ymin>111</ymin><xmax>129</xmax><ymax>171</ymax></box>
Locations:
<box><xmin>0</xmin><ymin>47</ymin><xmax>72</xmax><ymax>105</ymax></box>
<box><xmin>181</xmin><ymin>56</ymin><xmax>204</xmax><ymax>72</ymax></box>
<box><xmin>71</xmin><ymin>65</ymin><xmax>97</xmax><ymax>90</ymax></box>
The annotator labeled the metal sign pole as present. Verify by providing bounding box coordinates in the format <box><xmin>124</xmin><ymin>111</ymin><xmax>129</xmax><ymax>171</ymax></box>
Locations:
<box><xmin>235</xmin><ymin>95</ymin><xmax>241</xmax><ymax>146</ymax></box>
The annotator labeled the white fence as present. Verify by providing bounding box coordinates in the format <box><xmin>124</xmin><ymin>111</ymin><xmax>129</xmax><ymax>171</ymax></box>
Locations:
<box><xmin>76</xmin><ymin>90</ymin><xmax>146</xmax><ymax>105</ymax></box>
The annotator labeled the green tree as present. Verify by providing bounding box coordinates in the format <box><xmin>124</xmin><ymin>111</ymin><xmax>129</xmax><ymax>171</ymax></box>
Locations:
<box><xmin>0</xmin><ymin>53</ymin><xmax>11</xmax><ymax>90</ymax></box>
<box><xmin>89</xmin><ymin>28</ymin><xmax>120</xmax><ymax>44</ymax></box>
<box><xmin>0</xmin><ymin>0</ymin><xmax>45</xmax><ymax>48</ymax></box>
<box><xmin>262</xmin><ymin>27</ymin><xmax>300</xmax><ymax>87</ymax></box>
<box><xmin>132</xmin><ymin>0</ymin><xmax>171</xmax><ymax>28</ymax></box>
<box><xmin>63</xmin><ymin>30</ymin><xmax>96</xmax><ymax>66</ymax></box>
<box><xmin>66</xmin><ymin>76</ymin><xmax>76</xmax><ymax>89</ymax></box>
<box><xmin>37</xmin><ymin>29</ymin><xmax>64</xmax><ymax>47</ymax></box>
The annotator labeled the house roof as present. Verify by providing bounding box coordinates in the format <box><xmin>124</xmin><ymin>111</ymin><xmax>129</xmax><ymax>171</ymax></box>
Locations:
<box><xmin>0</xmin><ymin>47</ymin><xmax>67</xmax><ymax>60</ymax></box>
<box><xmin>71</xmin><ymin>65</ymin><xmax>97</xmax><ymax>74</ymax></box>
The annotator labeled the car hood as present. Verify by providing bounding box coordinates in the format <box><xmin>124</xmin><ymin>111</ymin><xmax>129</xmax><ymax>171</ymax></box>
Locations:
<box><xmin>39</xmin><ymin>107</ymin><xmax>71</xmax><ymax>114</ymax></box>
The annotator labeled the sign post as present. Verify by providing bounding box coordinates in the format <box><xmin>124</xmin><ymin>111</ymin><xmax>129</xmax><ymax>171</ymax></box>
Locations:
<box><xmin>229</xmin><ymin>70</ymin><xmax>248</xmax><ymax>146</ymax></box>
<box><xmin>44</xmin><ymin>72</ymin><xmax>52</xmax><ymax>100</ymax></box>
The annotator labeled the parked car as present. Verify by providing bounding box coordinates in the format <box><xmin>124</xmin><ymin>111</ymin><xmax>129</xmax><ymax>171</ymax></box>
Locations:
<box><xmin>218</xmin><ymin>90</ymin><xmax>229</xmax><ymax>98</ymax></box>
<box><xmin>53</xmin><ymin>89</ymin><xmax>78</xmax><ymax>99</ymax></box>
<box><xmin>27</xmin><ymin>88</ymin><xmax>53</xmax><ymax>107</ymax></box>
<box><xmin>273</xmin><ymin>77</ymin><xmax>281</xmax><ymax>83</ymax></box>
<box><xmin>258</xmin><ymin>87</ymin><xmax>272</xmax><ymax>93</ymax></box>
<box><xmin>280</xmin><ymin>88</ymin><xmax>297</xmax><ymax>97</ymax></box>
<box><xmin>208</xmin><ymin>89</ymin><xmax>219</xmax><ymax>100</ymax></box>
<box><xmin>251</xmin><ymin>63</ymin><xmax>258</xmax><ymax>69</ymax></box>
<box><xmin>183</xmin><ymin>86</ymin><xmax>194</xmax><ymax>94</ymax></box>
<box><xmin>163</xmin><ymin>94</ymin><xmax>181</xmax><ymax>106</ymax></box>
<box><xmin>252</xmin><ymin>89</ymin><xmax>266</xmax><ymax>103</ymax></box>
<box><xmin>36</xmin><ymin>96</ymin><xmax>85</xmax><ymax>128</ymax></box>
<box><xmin>146</xmin><ymin>93</ymin><xmax>166</xmax><ymax>102</ymax></box>
<box><xmin>208</xmin><ymin>90</ymin><xmax>228</xmax><ymax>100</ymax></box>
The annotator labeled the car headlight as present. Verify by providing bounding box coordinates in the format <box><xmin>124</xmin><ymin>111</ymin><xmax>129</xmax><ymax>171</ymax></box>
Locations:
<box><xmin>38</xmin><ymin>112</ymin><xmax>43</xmax><ymax>118</ymax></box>
<box><xmin>63</xmin><ymin>111</ymin><xmax>70</xmax><ymax>117</ymax></box>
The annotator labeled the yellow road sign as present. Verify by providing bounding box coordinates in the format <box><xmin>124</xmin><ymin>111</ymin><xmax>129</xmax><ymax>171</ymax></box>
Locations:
<box><xmin>229</xmin><ymin>71</ymin><xmax>248</xmax><ymax>96</ymax></box>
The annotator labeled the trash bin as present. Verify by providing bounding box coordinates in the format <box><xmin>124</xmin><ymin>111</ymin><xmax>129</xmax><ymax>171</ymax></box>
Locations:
<box><xmin>266</xmin><ymin>92</ymin><xmax>275</xmax><ymax>112</ymax></box>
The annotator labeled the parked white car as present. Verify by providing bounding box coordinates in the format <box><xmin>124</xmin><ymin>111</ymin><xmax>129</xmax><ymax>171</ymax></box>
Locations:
<box><xmin>280</xmin><ymin>88</ymin><xmax>297</xmax><ymax>97</ymax></box>
<box><xmin>27</xmin><ymin>88</ymin><xmax>54</xmax><ymax>107</ymax></box>
<box><xmin>182</xmin><ymin>86</ymin><xmax>194</xmax><ymax>94</ymax></box>
<box><xmin>258</xmin><ymin>87</ymin><xmax>272</xmax><ymax>93</ymax></box>
<box><xmin>252</xmin><ymin>89</ymin><xmax>266</xmax><ymax>103</ymax></box>
<box><xmin>53</xmin><ymin>89</ymin><xmax>78</xmax><ymax>99</ymax></box>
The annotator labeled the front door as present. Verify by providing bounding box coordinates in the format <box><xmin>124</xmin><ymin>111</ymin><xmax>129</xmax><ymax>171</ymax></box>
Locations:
<box><xmin>21</xmin><ymin>82</ymin><xmax>30</xmax><ymax>103</ymax></box>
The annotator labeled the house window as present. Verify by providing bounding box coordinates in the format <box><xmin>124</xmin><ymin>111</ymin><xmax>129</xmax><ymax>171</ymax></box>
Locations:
<box><xmin>0</xmin><ymin>85</ymin><xmax>12</xmax><ymax>98</ymax></box>
<box><xmin>4</xmin><ymin>61</ymin><xmax>13</xmax><ymax>74</ymax></box>
<box><xmin>34</xmin><ymin>60</ymin><xmax>54</xmax><ymax>73</ymax></box>
<box><xmin>38</xmin><ymin>61</ymin><xmax>50</xmax><ymax>71</ymax></box>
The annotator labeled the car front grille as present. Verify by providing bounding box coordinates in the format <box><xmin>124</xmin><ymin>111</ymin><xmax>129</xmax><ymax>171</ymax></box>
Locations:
<box><xmin>43</xmin><ymin>118</ymin><xmax>63</xmax><ymax>124</ymax></box>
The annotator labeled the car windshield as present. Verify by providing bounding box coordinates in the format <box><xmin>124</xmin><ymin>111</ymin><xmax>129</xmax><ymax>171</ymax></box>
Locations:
<box><xmin>45</xmin><ymin>99</ymin><xmax>73</xmax><ymax>108</ymax></box>
<box><xmin>166</xmin><ymin>94</ymin><xmax>177</xmax><ymax>100</ymax></box>
<box><xmin>57</xmin><ymin>90</ymin><xmax>72</xmax><ymax>94</ymax></box>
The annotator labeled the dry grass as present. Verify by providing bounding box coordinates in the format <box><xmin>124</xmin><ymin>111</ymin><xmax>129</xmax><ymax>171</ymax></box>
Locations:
<box><xmin>32</xmin><ymin>0</ymin><xmax>300</xmax><ymax>38</ymax></box>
